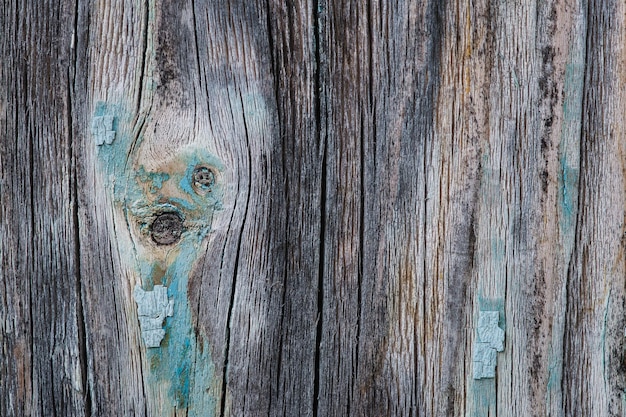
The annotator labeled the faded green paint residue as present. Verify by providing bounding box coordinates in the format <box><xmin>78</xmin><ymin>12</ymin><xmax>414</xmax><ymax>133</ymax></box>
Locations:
<box><xmin>471</xmin><ymin>379</ymin><xmax>497</xmax><ymax>416</ymax></box>
<box><xmin>547</xmin><ymin>21</ymin><xmax>586</xmax><ymax>416</ymax></box>
<box><xmin>477</xmin><ymin>297</ymin><xmax>506</xmax><ymax>330</ymax></box>
<box><xmin>94</xmin><ymin>103</ymin><xmax>223</xmax><ymax>416</ymax></box>
<box><xmin>490</xmin><ymin>238</ymin><xmax>505</xmax><ymax>263</ymax></box>
<box><xmin>559</xmin><ymin>155</ymin><xmax>579</xmax><ymax>231</ymax></box>
<box><xmin>558</xmin><ymin>48</ymin><xmax>584</xmax><ymax>241</ymax></box>
<box><xmin>558</xmin><ymin>60</ymin><xmax>582</xmax><ymax>238</ymax></box>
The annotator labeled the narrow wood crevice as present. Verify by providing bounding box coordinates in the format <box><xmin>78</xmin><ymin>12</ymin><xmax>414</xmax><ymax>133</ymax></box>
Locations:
<box><xmin>312</xmin><ymin>0</ymin><xmax>325</xmax><ymax>415</ymax></box>
<box><xmin>562</xmin><ymin>1</ymin><xmax>589</xmax><ymax>412</ymax></box>
<box><xmin>66</xmin><ymin>4</ymin><xmax>92</xmax><ymax>413</ymax></box>
<box><xmin>68</xmin><ymin>64</ymin><xmax>92</xmax><ymax>417</ymax></box>
<box><xmin>560</xmin><ymin>2</ymin><xmax>595</xmax><ymax>414</ymax></box>
<box><xmin>135</xmin><ymin>0</ymin><xmax>150</xmax><ymax>116</ymax></box>
<box><xmin>264</xmin><ymin>0</ymin><xmax>280</xmax><ymax>128</ymax></box>
<box><xmin>354</xmin><ymin>112</ymin><xmax>366</xmax><ymax>417</ymax></box>
<box><xmin>218</xmin><ymin>227</ymin><xmax>239</xmax><ymax>417</ymax></box>
<box><xmin>219</xmin><ymin>92</ymin><xmax>254</xmax><ymax>417</ymax></box>
<box><xmin>26</xmin><ymin>66</ymin><xmax>37</xmax><ymax>417</ymax></box>
<box><xmin>354</xmin><ymin>1</ymin><xmax>374</xmax><ymax>411</ymax></box>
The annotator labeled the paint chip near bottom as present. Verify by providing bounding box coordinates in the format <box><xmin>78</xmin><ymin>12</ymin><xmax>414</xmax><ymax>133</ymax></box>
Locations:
<box><xmin>473</xmin><ymin>311</ymin><xmax>505</xmax><ymax>379</ymax></box>
<box><xmin>133</xmin><ymin>284</ymin><xmax>174</xmax><ymax>348</ymax></box>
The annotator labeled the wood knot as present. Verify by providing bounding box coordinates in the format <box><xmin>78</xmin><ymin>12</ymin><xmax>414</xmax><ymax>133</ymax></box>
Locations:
<box><xmin>151</xmin><ymin>212</ymin><xmax>183</xmax><ymax>245</ymax></box>
<box><xmin>192</xmin><ymin>165</ymin><xmax>216</xmax><ymax>195</ymax></box>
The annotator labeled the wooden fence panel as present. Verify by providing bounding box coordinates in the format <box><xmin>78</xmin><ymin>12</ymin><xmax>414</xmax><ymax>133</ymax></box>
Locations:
<box><xmin>2</xmin><ymin>1</ymin><xmax>626</xmax><ymax>416</ymax></box>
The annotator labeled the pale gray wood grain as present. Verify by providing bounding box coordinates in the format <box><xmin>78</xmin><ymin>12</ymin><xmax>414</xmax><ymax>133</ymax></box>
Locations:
<box><xmin>0</xmin><ymin>1</ymin><xmax>87</xmax><ymax>416</ymax></box>
<box><xmin>3</xmin><ymin>0</ymin><xmax>626</xmax><ymax>416</ymax></box>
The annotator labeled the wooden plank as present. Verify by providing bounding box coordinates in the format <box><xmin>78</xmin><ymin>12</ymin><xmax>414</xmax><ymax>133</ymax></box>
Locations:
<box><xmin>0</xmin><ymin>1</ymin><xmax>87</xmax><ymax>416</ymax></box>
<box><xmin>318</xmin><ymin>1</ymin><xmax>446</xmax><ymax>415</ymax></box>
<box><xmin>4</xmin><ymin>0</ymin><xmax>626</xmax><ymax>416</ymax></box>
<box><xmin>71</xmin><ymin>1</ymin><xmax>151</xmax><ymax>415</ymax></box>
<box><xmin>73</xmin><ymin>0</ymin><xmax>321</xmax><ymax>415</ymax></box>
<box><xmin>564</xmin><ymin>1</ymin><xmax>626</xmax><ymax>415</ymax></box>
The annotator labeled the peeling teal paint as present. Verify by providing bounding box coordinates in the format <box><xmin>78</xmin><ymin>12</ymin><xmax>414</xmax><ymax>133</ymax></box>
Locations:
<box><xmin>94</xmin><ymin>102</ymin><xmax>223</xmax><ymax>415</ymax></box>
<box><xmin>137</xmin><ymin>166</ymin><xmax>170</xmax><ymax>194</ymax></box>
<box><xmin>471</xmin><ymin>298</ymin><xmax>505</xmax><ymax>416</ymax></box>
<box><xmin>92</xmin><ymin>115</ymin><xmax>116</xmax><ymax>145</ymax></box>
<box><xmin>473</xmin><ymin>311</ymin><xmax>505</xmax><ymax>379</ymax></box>
<box><xmin>477</xmin><ymin>297</ymin><xmax>506</xmax><ymax>333</ymax></box>
<box><xmin>144</xmin><ymin>237</ymin><xmax>216</xmax><ymax>411</ymax></box>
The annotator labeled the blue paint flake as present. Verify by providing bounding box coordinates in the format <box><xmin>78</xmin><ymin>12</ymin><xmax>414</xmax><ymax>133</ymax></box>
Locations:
<box><xmin>92</xmin><ymin>115</ymin><xmax>116</xmax><ymax>145</ymax></box>
<box><xmin>134</xmin><ymin>285</ymin><xmax>174</xmax><ymax>348</ymax></box>
<box><xmin>473</xmin><ymin>311</ymin><xmax>505</xmax><ymax>379</ymax></box>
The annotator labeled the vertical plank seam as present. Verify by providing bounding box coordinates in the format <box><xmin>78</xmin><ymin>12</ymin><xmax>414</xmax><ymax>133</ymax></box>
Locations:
<box><xmin>353</xmin><ymin>1</ymin><xmax>374</xmax><ymax>414</ymax></box>
<box><xmin>69</xmin><ymin>1</ymin><xmax>95</xmax><ymax>413</ymax></box>
<box><xmin>217</xmin><ymin>91</ymin><xmax>253</xmax><ymax>417</ymax></box>
<box><xmin>135</xmin><ymin>0</ymin><xmax>149</xmax><ymax>116</ymax></box>
<box><xmin>68</xmin><ymin>54</ymin><xmax>93</xmax><ymax>417</ymax></box>
<box><xmin>261</xmin><ymin>4</ymin><xmax>285</xmax><ymax>415</ymax></box>
<box><xmin>25</xmin><ymin>55</ymin><xmax>38</xmax><ymax>417</ymax></box>
<box><xmin>562</xmin><ymin>1</ymin><xmax>589</xmax><ymax>413</ymax></box>
<box><xmin>312</xmin><ymin>0</ymin><xmax>326</xmax><ymax>415</ymax></box>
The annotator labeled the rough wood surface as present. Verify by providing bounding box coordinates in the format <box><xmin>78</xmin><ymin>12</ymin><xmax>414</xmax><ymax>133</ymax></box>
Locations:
<box><xmin>2</xmin><ymin>0</ymin><xmax>626</xmax><ymax>416</ymax></box>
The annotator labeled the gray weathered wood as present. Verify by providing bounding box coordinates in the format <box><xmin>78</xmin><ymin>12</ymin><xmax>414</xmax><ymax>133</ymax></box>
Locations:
<box><xmin>2</xmin><ymin>0</ymin><xmax>626</xmax><ymax>416</ymax></box>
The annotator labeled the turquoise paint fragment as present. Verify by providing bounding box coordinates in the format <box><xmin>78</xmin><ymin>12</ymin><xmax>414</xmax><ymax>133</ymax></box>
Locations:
<box><xmin>473</xmin><ymin>311</ymin><xmax>505</xmax><ymax>379</ymax></box>
<box><xmin>137</xmin><ymin>166</ymin><xmax>170</xmax><ymax>194</ymax></box>
<box><xmin>470</xmin><ymin>298</ymin><xmax>505</xmax><ymax>416</ymax></box>
<box><xmin>92</xmin><ymin>115</ymin><xmax>116</xmax><ymax>145</ymax></box>
<box><xmin>134</xmin><ymin>284</ymin><xmax>174</xmax><ymax>347</ymax></box>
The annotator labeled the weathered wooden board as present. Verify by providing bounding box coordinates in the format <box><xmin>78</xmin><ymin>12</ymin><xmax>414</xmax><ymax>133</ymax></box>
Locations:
<box><xmin>2</xmin><ymin>0</ymin><xmax>626</xmax><ymax>416</ymax></box>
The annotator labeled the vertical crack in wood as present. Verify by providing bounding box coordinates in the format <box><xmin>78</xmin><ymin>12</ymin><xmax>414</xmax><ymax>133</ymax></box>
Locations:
<box><xmin>563</xmin><ymin>0</ymin><xmax>589</xmax><ymax>412</ymax></box>
<box><xmin>353</xmin><ymin>1</ymin><xmax>374</xmax><ymax>414</ymax></box>
<box><xmin>218</xmin><ymin>93</ymin><xmax>253</xmax><ymax>417</ymax></box>
<box><xmin>68</xmin><ymin>29</ymin><xmax>92</xmax><ymax>415</ymax></box>
<box><xmin>262</xmin><ymin>5</ymin><xmax>285</xmax><ymax>414</ymax></box>
<box><xmin>26</xmin><ymin>60</ymin><xmax>37</xmax><ymax>417</ymax></box>
<box><xmin>135</xmin><ymin>0</ymin><xmax>149</xmax><ymax>116</ymax></box>
<box><xmin>312</xmin><ymin>0</ymin><xmax>326</xmax><ymax>416</ymax></box>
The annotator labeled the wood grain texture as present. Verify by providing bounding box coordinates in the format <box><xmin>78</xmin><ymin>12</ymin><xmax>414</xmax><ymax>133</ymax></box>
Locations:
<box><xmin>3</xmin><ymin>0</ymin><xmax>626</xmax><ymax>416</ymax></box>
<box><xmin>1</xmin><ymin>1</ymin><xmax>87</xmax><ymax>416</ymax></box>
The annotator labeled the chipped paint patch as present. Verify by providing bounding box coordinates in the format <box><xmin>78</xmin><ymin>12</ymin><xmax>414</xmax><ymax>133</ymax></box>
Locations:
<box><xmin>92</xmin><ymin>115</ymin><xmax>116</xmax><ymax>145</ymax></box>
<box><xmin>134</xmin><ymin>284</ymin><xmax>175</xmax><ymax>347</ymax></box>
<box><xmin>473</xmin><ymin>311</ymin><xmax>505</xmax><ymax>379</ymax></box>
<box><xmin>470</xmin><ymin>298</ymin><xmax>505</xmax><ymax>416</ymax></box>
